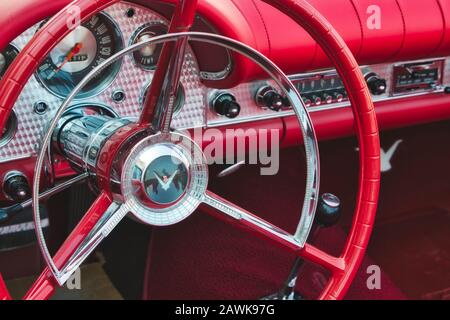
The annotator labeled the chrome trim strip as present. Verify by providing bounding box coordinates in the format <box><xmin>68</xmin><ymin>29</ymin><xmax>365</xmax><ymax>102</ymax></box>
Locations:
<box><xmin>20</xmin><ymin>172</ymin><xmax>88</xmax><ymax>210</ymax></box>
<box><xmin>217</xmin><ymin>160</ymin><xmax>245</xmax><ymax>178</ymax></box>
<box><xmin>56</xmin><ymin>203</ymin><xmax>128</xmax><ymax>285</ymax></box>
<box><xmin>0</xmin><ymin>154</ymin><xmax>33</xmax><ymax>164</ymax></box>
<box><xmin>203</xmin><ymin>192</ymin><xmax>303</xmax><ymax>248</ymax></box>
<box><xmin>206</xmin><ymin>87</ymin><xmax>447</xmax><ymax>128</ymax></box>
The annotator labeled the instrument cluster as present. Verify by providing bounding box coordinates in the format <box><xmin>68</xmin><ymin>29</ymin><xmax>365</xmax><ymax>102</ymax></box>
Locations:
<box><xmin>0</xmin><ymin>1</ymin><xmax>206</xmax><ymax>162</ymax></box>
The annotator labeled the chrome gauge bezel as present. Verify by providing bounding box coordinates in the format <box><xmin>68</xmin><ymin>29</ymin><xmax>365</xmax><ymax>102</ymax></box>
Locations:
<box><xmin>0</xmin><ymin>110</ymin><xmax>18</xmax><ymax>148</ymax></box>
<box><xmin>34</xmin><ymin>12</ymin><xmax>125</xmax><ymax>100</ymax></box>
<box><xmin>0</xmin><ymin>43</ymin><xmax>20</xmax><ymax>79</ymax></box>
<box><xmin>128</xmin><ymin>21</ymin><xmax>168</xmax><ymax>71</ymax></box>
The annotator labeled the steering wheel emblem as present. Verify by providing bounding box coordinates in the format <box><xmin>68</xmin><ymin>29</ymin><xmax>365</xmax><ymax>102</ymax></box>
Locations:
<box><xmin>143</xmin><ymin>155</ymin><xmax>189</xmax><ymax>204</ymax></box>
<box><xmin>120</xmin><ymin>133</ymin><xmax>208</xmax><ymax>227</ymax></box>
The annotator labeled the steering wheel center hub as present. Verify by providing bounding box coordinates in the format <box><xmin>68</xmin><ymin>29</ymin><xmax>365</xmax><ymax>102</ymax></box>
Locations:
<box><xmin>141</xmin><ymin>153</ymin><xmax>189</xmax><ymax>205</ymax></box>
<box><xmin>120</xmin><ymin>132</ymin><xmax>208</xmax><ymax>226</ymax></box>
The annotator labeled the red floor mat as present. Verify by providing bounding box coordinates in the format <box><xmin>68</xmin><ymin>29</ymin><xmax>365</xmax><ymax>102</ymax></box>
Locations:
<box><xmin>143</xmin><ymin>148</ymin><xmax>404</xmax><ymax>300</ymax></box>
<box><xmin>143</xmin><ymin>211</ymin><xmax>404</xmax><ymax>300</ymax></box>
<box><xmin>368</xmin><ymin>208</ymin><xmax>450</xmax><ymax>299</ymax></box>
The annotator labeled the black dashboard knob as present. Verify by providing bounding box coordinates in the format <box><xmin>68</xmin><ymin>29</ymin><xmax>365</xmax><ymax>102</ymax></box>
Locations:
<box><xmin>212</xmin><ymin>92</ymin><xmax>241</xmax><ymax>119</ymax></box>
<box><xmin>3</xmin><ymin>172</ymin><xmax>30</xmax><ymax>202</ymax></box>
<box><xmin>365</xmin><ymin>72</ymin><xmax>387</xmax><ymax>95</ymax></box>
<box><xmin>256</xmin><ymin>86</ymin><xmax>284</xmax><ymax>111</ymax></box>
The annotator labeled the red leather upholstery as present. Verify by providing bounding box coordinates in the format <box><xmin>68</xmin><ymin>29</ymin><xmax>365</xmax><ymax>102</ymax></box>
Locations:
<box><xmin>350</xmin><ymin>0</ymin><xmax>404</xmax><ymax>62</ymax></box>
<box><xmin>394</xmin><ymin>0</ymin><xmax>444</xmax><ymax>58</ymax></box>
<box><xmin>244</xmin><ymin>0</ymin><xmax>450</xmax><ymax>75</ymax></box>
<box><xmin>437</xmin><ymin>0</ymin><xmax>450</xmax><ymax>55</ymax></box>
<box><xmin>0</xmin><ymin>0</ymin><xmax>70</xmax><ymax>51</ymax></box>
<box><xmin>0</xmin><ymin>0</ymin><xmax>448</xmax><ymax>83</ymax></box>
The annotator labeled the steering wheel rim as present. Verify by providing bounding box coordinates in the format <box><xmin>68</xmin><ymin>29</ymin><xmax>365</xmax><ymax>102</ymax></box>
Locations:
<box><xmin>0</xmin><ymin>0</ymin><xmax>380</xmax><ymax>300</ymax></box>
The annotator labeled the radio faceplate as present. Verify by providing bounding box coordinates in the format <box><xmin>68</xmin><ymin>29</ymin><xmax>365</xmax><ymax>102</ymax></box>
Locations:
<box><xmin>392</xmin><ymin>59</ymin><xmax>445</xmax><ymax>96</ymax></box>
<box><xmin>290</xmin><ymin>71</ymin><xmax>348</xmax><ymax>107</ymax></box>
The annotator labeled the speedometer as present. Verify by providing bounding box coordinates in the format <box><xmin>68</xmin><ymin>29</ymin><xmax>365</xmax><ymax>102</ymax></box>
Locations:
<box><xmin>36</xmin><ymin>13</ymin><xmax>123</xmax><ymax>99</ymax></box>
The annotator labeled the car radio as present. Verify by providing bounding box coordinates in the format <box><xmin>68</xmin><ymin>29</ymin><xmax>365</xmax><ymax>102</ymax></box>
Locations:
<box><xmin>257</xmin><ymin>67</ymin><xmax>387</xmax><ymax>110</ymax></box>
<box><xmin>392</xmin><ymin>59</ymin><xmax>445</xmax><ymax>96</ymax></box>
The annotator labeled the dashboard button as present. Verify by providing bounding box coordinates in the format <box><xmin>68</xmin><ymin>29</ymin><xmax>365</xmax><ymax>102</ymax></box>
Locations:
<box><xmin>323</xmin><ymin>93</ymin><xmax>333</xmax><ymax>104</ymax></box>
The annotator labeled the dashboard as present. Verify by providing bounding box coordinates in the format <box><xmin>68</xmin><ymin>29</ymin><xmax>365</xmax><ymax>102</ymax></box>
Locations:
<box><xmin>0</xmin><ymin>0</ymin><xmax>450</xmax><ymax>164</ymax></box>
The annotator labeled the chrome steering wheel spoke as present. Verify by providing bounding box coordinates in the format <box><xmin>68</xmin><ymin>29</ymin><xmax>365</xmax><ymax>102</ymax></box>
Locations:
<box><xmin>148</xmin><ymin>36</ymin><xmax>189</xmax><ymax>133</ymax></box>
<box><xmin>203</xmin><ymin>191</ymin><xmax>303</xmax><ymax>249</ymax></box>
<box><xmin>202</xmin><ymin>190</ymin><xmax>345</xmax><ymax>274</ymax></box>
<box><xmin>48</xmin><ymin>193</ymin><xmax>128</xmax><ymax>286</ymax></box>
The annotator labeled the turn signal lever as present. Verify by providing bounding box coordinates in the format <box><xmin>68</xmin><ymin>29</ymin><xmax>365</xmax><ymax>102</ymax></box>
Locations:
<box><xmin>0</xmin><ymin>173</ymin><xmax>88</xmax><ymax>224</ymax></box>
<box><xmin>263</xmin><ymin>193</ymin><xmax>341</xmax><ymax>300</ymax></box>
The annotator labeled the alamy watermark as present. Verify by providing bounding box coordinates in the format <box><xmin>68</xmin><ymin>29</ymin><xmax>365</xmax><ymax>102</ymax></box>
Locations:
<box><xmin>367</xmin><ymin>5</ymin><xmax>382</xmax><ymax>30</ymax></box>
<box><xmin>174</xmin><ymin>127</ymin><xmax>282</xmax><ymax>176</ymax></box>
<box><xmin>66</xmin><ymin>267</ymin><xmax>81</xmax><ymax>290</ymax></box>
<box><xmin>366</xmin><ymin>265</ymin><xmax>382</xmax><ymax>290</ymax></box>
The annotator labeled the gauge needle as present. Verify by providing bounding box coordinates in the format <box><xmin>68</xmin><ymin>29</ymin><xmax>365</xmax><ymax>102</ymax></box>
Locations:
<box><xmin>46</xmin><ymin>42</ymin><xmax>83</xmax><ymax>80</ymax></box>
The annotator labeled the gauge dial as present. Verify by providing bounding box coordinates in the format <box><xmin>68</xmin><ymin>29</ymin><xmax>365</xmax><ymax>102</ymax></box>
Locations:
<box><xmin>0</xmin><ymin>44</ymin><xmax>19</xmax><ymax>79</ymax></box>
<box><xmin>130</xmin><ymin>23</ymin><xmax>168</xmax><ymax>70</ymax></box>
<box><xmin>36</xmin><ymin>13</ymin><xmax>123</xmax><ymax>99</ymax></box>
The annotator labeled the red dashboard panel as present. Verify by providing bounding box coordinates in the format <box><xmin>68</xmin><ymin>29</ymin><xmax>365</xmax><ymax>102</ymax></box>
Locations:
<box><xmin>0</xmin><ymin>0</ymin><xmax>70</xmax><ymax>51</ymax></box>
<box><xmin>234</xmin><ymin>0</ymin><xmax>450</xmax><ymax>77</ymax></box>
<box><xmin>350</xmin><ymin>0</ymin><xmax>404</xmax><ymax>62</ymax></box>
<box><xmin>394</xmin><ymin>0</ymin><xmax>444</xmax><ymax>59</ymax></box>
<box><xmin>1</xmin><ymin>0</ymin><xmax>449</xmax><ymax>83</ymax></box>
<box><xmin>283</xmin><ymin>93</ymin><xmax>450</xmax><ymax>145</ymax></box>
<box><xmin>437</xmin><ymin>0</ymin><xmax>450</xmax><ymax>56</ymax></box>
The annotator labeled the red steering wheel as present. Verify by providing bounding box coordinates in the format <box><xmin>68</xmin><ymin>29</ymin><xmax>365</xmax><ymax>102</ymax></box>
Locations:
<box><xmin>0</xmin><ymin>0</ymin><xmax>380</xmax><ymax>300</ymax></box>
